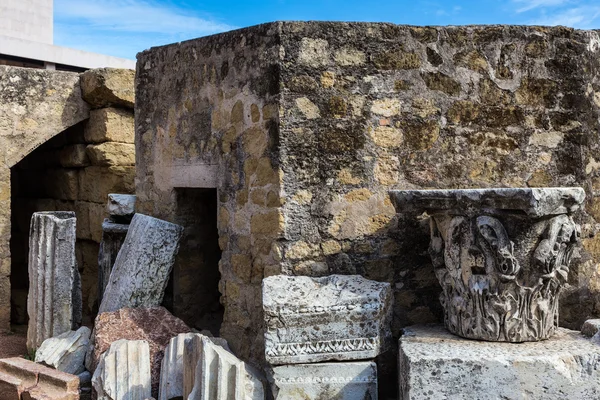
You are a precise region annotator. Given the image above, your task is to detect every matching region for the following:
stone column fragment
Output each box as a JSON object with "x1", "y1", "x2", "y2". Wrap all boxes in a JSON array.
[
  {"x1": 183, "y1": 334, "x2": 264, "y2": 400},
  {"x1": 27, "y1": 211, "x2": 81, "y2": 350},
  {"x1": 35, "y1": 326, "x2": 91, "y2": 375},
  {"x1": 97, "y1": 219, "x2": 129, "y2": 305},
  {"x1": 389, "y1": 187, "x2": 585, "y2": 342},
  {"x1": 270, "y1": 362, "x2": 377, "y2": 400},
  {"x1": 98, "y1": 214, "x2": 184, "y2": 313},
  {"x1": 92, "y1": 339, "x2": 151, "y2": 400},
  {"x1": 158, "y1": 333, "x2": 196, "y2": 400},
  {"x1": 263, "y1": 274, "x2": 392, "y2": 365}
]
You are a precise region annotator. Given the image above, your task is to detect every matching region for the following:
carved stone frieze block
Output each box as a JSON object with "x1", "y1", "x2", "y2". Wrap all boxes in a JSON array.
[
  {"x1": 262, "y1": 274, "x2": 392, "y2": 364},
  {"x1": 270, "y1": 362, "x2": 377, "y2": 400},
  {"x1": 390, "y1": 188, "x2": 585, "y2": 342}
]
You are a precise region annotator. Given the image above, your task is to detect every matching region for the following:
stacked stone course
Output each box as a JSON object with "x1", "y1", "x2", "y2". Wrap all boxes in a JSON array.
[{"x1": 10, "y1": 68, "x2": 135, "y2": 325}]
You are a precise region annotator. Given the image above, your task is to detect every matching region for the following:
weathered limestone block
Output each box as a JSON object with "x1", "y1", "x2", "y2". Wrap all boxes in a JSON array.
[
  {"x1": 158, "y1": 333, "x2": 195, "y2": 400},
  {"x1": 59, "y1": 145, "x2": 90, "y2": 168},
  {"x1": 0, "y1": 66, "x2": 90, "y2": 169},
  {"x1": 84, "y1": 108, "x2": 134, "y2": 144},
  {"x1": 399, "y1": 324, "x2": 600, "y2": 400},
  {"x1": 263, "y1": 274, "x2": 392, "y2": 364},
  {"x1": 80, "y1": 68, "x2": 135, "y2": 109},
  {"x1": 390, "y1": 188, "x2": 585, "y2": 342},
  {"x1": 0, "y1": 357, "x2": 79, "y2": 400},
  {"x1": 184, "y1": 334, "x2": 264, "y2": 400},
  {"x1": 98, "y1": 213, "x2": 183, "y2": 313},
  {"x1": 581, "y1": 319, "x2": 600, "y2": 338},
  {"x1": 270, "y1": 362, "x2": 377, "y2": 400},
  {"x1": 107, "y1": 194, "x2": 136, "y2": 222},
  {"x1": 92, "y1": 339, "x2": 151, "y2": 400},
  {"x1": 90, "y1": 307, "x2": 190, "y2": 396},
  {"x1": 97, "y1": 220, "x2": 129, "y2": 306},
  {"x1": 86, "y1": 142, "x2": 136, "y2": 167},
  {"x1": 35, "y1": 327, "x2": 91, "y2": 375},
  {"x1": 27, "y1": 212, "x2": 81, "y2": 350},
  {"x1": 78, "y1": 166, "x2": 135, "y2": 203}
]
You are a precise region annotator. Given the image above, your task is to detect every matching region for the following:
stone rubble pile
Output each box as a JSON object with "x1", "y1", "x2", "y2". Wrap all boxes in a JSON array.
[
  {"x1": 262, "y1": 274, "x2": 392, "y2": 399},
  {"x1": 0, "y1": 203, "x2": 199, "y2": 399},
  {"x1": 87, "y1": 306, "x2": 190, "y2": 394}
]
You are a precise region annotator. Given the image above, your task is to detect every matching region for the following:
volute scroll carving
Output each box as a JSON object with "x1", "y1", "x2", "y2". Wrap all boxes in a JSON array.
[{"x1": 390, "y1": 188, "x2": 585, "y2": 342}]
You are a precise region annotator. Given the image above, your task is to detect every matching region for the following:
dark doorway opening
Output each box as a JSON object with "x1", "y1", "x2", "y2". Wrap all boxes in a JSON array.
[{"x1": 164, "y1": 188, "x2": 223, "y2": 334}]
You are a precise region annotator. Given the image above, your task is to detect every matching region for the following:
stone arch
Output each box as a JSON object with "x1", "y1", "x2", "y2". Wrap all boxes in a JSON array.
[{"x1": 0, "y1": 66, "x2": 90, "y2": 330}]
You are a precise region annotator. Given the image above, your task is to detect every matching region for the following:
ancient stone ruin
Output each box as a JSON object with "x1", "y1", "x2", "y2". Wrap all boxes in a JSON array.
[
  {"x1": 390, "y1": 187, "x2": 585, "y2": 342},
  {"x1": 1, "y1": 20, "x2": 600, "y2": 400}
]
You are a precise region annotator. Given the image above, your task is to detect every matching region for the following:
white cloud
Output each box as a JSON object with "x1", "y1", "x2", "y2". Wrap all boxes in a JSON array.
[
  {"x1": 53, "y1": 0, "x2": 235, "y2": 59},
  {"x1": 530, "y1": 6, "x2": 600, "y2": 28},
  {"x1": 54, "y1": 0, "x2": 234, "y2": 35},
  {"x1": 513, "y1": 0, "x2": 571, "y2": 13}
]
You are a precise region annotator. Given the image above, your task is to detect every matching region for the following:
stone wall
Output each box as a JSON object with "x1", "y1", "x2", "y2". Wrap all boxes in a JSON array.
[
  {"x1": 0, "y1": 66, "x2": 90, "y2": 329},
  {"x1": 11, "y1": 102, "x2": 135, "y2": 325},
  {"x1": 0, "y1": 66, "x2": 135, "y2": 328},
  {"x1": 136, "y1": 22, "x2": 600, "y2": 367},
  {"x1": 136, "y1": 23, "x2": 281, "y2": 358}
]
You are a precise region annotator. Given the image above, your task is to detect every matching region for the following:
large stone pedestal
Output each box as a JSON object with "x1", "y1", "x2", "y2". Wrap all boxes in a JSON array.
[{"x1": 399, "y1": 324, "x2": 600, "y2": 400}]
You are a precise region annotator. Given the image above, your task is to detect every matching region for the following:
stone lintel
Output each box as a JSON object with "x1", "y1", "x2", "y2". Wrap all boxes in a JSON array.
[{"x1": 389, "y1": 187, "x2": 585, "y2": 217}]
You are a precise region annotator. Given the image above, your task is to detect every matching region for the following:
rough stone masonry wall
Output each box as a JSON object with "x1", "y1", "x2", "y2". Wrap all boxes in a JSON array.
[
  {"x1": 136, "y1": 24, "x2": 282, "y2": 360},
  {"x1": 136, "y1": 22, "x2": 600, "y2": 366},
  {"x1": 11, "y1": 107, "x2": 135, "y2": 325},
  {"x1": 0, "y1": 66, "x2": 90, "y2": 330},
  {"x1": 277, "y1": 23, "x2": 600, "y2": 334},
  {"x1": 8, "y1": 68, "x2": 135, "y2": 326}
]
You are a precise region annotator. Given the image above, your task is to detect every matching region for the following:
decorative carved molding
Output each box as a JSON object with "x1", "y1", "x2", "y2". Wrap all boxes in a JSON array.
[
  {"x1": 266, "y1": 337, "x2": 379, "y2": 358},
  {"x1": 263, "y1": 275, "x2": 392, "y2": 364},
  {"x1": 390, "y1": 188, "x2": 585, "y2": 342}
]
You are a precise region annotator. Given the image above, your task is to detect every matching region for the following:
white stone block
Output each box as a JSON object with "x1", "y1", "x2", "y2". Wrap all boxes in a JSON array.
[
  {"x1": 183, "y1": 334, "x2": 264, "y2": 400},
  {"x1": 158, "y1": 333, "x2": 196, "y2": 400},
  {"x1": 399, "y1": 324, "x2": 600, "y2": 400},
  {"x1": 92, "y1": 339, "x2": 152, "y2": 400},
  {"x1": 270, "y1": 362, "x2": 377, "y2": 400},
  {"x1": 263, "y1": 274, "x2": 392, "y2": 365},
  {"x1": 35, "y1": 326, "x2": 91, "y2": 375},
  {"x1": 107, "y1": 193, "x2": 136, "y2": 219}
]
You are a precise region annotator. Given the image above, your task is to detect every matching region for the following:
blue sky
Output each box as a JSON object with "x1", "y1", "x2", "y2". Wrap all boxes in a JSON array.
[{"x1": 54, "y1": 0, "x2": 600, "y2": 60}]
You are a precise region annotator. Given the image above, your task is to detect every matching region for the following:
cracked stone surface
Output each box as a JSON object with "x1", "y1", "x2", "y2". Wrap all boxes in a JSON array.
[
  {"x1": 263, "y1": 274, "x2": 392, "y2": 364},
  {"x1": 399, "y1": 324, "x2": 600, "y2": 400}
]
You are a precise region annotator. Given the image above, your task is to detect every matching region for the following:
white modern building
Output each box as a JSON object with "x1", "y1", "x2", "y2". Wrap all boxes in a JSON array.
[{"x1": 0, "y1": 0, "x2": 135, "y2": 71}]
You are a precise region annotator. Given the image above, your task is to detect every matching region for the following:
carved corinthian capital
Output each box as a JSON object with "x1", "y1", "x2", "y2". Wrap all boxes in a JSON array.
[{"x1": 390, "y1": 188, "x2": 585, "y2": 342}]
